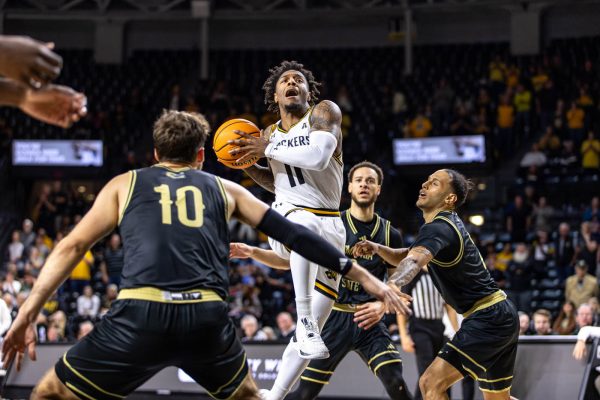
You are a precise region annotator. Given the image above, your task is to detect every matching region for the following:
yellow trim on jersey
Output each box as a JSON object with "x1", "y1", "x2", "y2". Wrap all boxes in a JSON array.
[
  {"x1": 215, "y1": 177, "x2": 229, "y2": 222},
  {"x1": 462, "y1": 290, "x2": 507, "y2": 318},
  {"x1": 276, "y1": 107, "x2": 313, "y2": 133},
  {"x1": 332, "y1": 302, "x2": 359, "y2": 313},
  {"x1": 300, "y1": 376, "x2": 330, "y2": 385},
  {"x1": 480, "y1": 386, "x2": 512, "y2": 393},
  {"x1": 462, "y1": 366, "x2": 513, "y2": 383},
  {"x1": 332, "y1": 152, "x2": 343, "y2": 167},
  {"x1": 63, "y1": 354, "x2": 125, "y2": 398},
  {"x1": 445, "y1": 343, "x2": 487, "y2": 372},
  {"x1": 118, "y1": 170, "x2": 137, "y2": 226},
  {"x1": 209, "y1": 353, "x2": 248, "y2": 399},
  {"x1": 370, "y1": 215, "x2": 381, "y2": 238},
  {"x1": 429, "y1": 215, "x2": 464, "y2": 267},
  {"x1": 301, "y1": 207, "x2": 340, "y2": 216},
  {"x1": 305, "y1": 367, "x2": 334, "y2": 375},
  {"x1": 66, "y1": 382, "x2": 97, "y2": 400},
  {"x1": 315, "y1": 281, "x2": 338, "y2": 299},
  {"x1": 345, "y1": 211, "x2": 358, "y2": 234},
  {"x1": 372, "y1": 359, "x2": 403, "y2": 375},
  {"x1": 367, "y1": 350, "x2": 400, "y2": 366},
  {"x1": 153, "y1": 164, "x2": 191, "y2": 172},
  {"x1": 117, "y1": 287, "x2": 222, "y2": 304},
  {"x1": 385, "y1": 220, "x2": 391, "y2": 247}
]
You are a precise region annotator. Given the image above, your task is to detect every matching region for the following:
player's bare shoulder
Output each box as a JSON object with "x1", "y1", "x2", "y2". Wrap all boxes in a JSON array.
[{"x1": 310, "y1": 100, "x2": 342, "y2": 133}]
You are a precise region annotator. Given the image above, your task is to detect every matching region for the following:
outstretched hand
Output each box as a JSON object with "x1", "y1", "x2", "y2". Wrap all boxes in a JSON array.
[
  {"x1": 229, "y1": 242, "x2": 254, "y2": 259},
  {"x1": 20, "y1": 84, "x2": 87, "y2": 128},
  {"x1": 227, "y1": 130, "x2": 269, "y2": 164},
  {"x1": 382, "y1": 283, "x2": 412, "y2": 316},
  {"x1": 354, "y1": 301, "x2": 385, "y2": 330},
  {"x1": 0, "y1": 36, "x2": 62, "y2": 89},
  {"x1": 2, "y1": 316, "x2": 37, "y2": 372},
  {"x1": 352, "y1": 240, "x2": 379, "y2": 258}
]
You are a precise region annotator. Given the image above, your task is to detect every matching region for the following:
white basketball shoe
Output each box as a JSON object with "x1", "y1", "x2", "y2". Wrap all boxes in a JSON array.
[{"x1": 293, "y1": 316, "x2": 329, "y2": 360}]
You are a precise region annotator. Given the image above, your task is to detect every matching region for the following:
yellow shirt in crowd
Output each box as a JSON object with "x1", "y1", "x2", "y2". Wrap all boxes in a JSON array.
[
  {"x1": 582, "y1": 138, "x2": 600, "y2": 169},
  {"x1": 70, "y1": 250, "x2": 94, "y2": 281},
  {"x1": 497, "y1": 105, "x2": 514, "y2": 128},
  {"x1": 567, "y1": 108, "x2": 585, "y2": 130}
]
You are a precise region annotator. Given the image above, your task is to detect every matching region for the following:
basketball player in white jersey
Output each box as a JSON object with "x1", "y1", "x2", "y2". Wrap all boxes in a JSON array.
[{"x1": 229, "y1": 60, "x2": 350, "y2": 400}]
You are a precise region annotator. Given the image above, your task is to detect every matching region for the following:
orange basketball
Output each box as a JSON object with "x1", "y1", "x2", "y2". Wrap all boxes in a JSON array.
[{"x1": 213, "y1": 118, "x2": 261, "y2": 169}]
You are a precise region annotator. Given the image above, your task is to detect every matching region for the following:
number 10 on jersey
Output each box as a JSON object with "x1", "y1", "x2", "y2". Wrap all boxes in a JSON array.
[{"x1": 154, "y1": 184, "x2": 205, "y2": 228}]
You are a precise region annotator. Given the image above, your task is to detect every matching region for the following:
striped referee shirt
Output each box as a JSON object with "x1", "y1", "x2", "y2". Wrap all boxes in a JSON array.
[{"x1": 403, "y1": 270, "x2": 445, "y2": 320}]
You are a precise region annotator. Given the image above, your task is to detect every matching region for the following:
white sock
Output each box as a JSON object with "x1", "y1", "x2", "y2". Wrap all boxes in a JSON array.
[
  {"x1": 290, "y1": 252, "x2": 318, "y2": 320},
  {"x1": 266, "y1": 291, "x2": 336, "y2": 400}
]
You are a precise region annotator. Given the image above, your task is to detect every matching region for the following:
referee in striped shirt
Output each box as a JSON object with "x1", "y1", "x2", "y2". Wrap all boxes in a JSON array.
[{"x1": 398, "y1": 268, "x2": 458, "y2": 400}]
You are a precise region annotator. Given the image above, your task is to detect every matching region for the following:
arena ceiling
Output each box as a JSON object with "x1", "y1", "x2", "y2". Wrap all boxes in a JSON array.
[{"x1": 0, "y1": 0, "x2": 596, "y2": 16}]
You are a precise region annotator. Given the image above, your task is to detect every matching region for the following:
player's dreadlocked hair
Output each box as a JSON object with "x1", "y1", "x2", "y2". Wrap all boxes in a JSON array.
[
  {"x1": 262, "y1": 60, "x2": 321, "y2": 114},
  {"x1": 445, "y1": 169, "x2": 475, "y2": 208}
]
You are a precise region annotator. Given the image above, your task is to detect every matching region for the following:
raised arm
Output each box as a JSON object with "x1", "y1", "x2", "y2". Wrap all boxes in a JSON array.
[
  {"x1": 229, "y1": 242, "x2": 290, "y2": 270},
  {"x1": 353, "y1": 240, "x2": 409, "y2": 266}
]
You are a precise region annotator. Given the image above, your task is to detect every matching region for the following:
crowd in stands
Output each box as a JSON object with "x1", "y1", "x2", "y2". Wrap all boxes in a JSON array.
[{"x1": 1, "y1": 36, "x2": 600, "y2": 343}]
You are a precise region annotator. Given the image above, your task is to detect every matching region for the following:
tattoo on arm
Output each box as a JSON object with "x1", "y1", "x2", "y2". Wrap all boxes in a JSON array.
[
  {"x1": 389, "y1": 258, "x2": 422, "y2": 288},
  {"x1": 244, "y1": 164, "x2": 275, "y2": 193},
  {"x1": 309, "y1": 100, "x2": 342, "y2": 133}
]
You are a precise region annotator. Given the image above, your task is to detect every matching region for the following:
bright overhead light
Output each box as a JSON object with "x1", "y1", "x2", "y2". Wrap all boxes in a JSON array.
[{"x1": 469, "y1": 215, "x2": 484, "y2": 226}]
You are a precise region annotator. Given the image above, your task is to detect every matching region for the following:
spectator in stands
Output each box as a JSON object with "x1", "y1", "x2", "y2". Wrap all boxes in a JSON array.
[
  {"x1": 33, "y1": 183, "x2": 57, "y2": 237},
  {"x1": 577, "y1": 222, "x2": 599, "y2": 275},
  {"x1": 100, "y1": 233, "x2": 124, "y2": 286},
  {"x1": 336, "y1": 85, "x2": 353, "y2": 113},
  {"x1": 538, "y1": 126, "x2": 561, "y2": 158},
  {"x1": 532, "y1": 309, "x2": 553, "y2": 335},
  {"x1": 532, "y1": 230, "x2": 553, "y2": 278},
  {"x1": 558, "y1": 137, "x2": 579, "y2": 168},
  {"x1": 8, "y1": 230, "x2": 24, "y2": 263},
  {"x1": 168, "y1": 84, "x2": 181, "y2": 111},
  {"x1": 392, "y1": 86, "x2": 408, "y2": 117},
  {"x1": 485, "y1": 254, "x2": 506, "y2": 288},
  {"x1": 495, "y1": 242, "x2": 512, "y2": 272},
  {"x1": 581, "y1": 131, "x2": 600, "y2": 170},
  {"x1": 577, "y1": 87, "x2": 594, "y2": 130},
  {"x1": 506, "y1": 243, "x2": 533, "y2": 313},
  {"x1": 76, "y1": 285, "x2": 100, "y2": 321},
  {"x1": 553, "y1": 301, "x2": 577, "y2": 335},
  {"x1": 489, "y1": 55, "x2": 506, "y2": 97},
  {"x1": 531, "y1": 196, "x2": 554, "y2": 233},
  {"x1": 537, "y1": 79, "x2": 557, "y2": 130},
  {"x1": 506, "y1": 195, "x2": 531, "y2": 242},
  {"x1": 553, "y1": 99, "x2": 566, "y2": 138},
  {"x1": 555, "y1": 222, "x2": 577, "y2": 281},
  {"x1": 276, "y1": 311, "x2": 296, "y2": 340},
  {"x1": 566, "y1": 260, "x2": 598, "y2": 309},
  {"x1": 576, "y1": 303, "x2": 595, "y2": 332},
  {"x1": 583, "y1": 196, "x2": 599, "y2": 222},
  {"x1": 407, "y1": 109, "x2": 432, "y2": 138},
  {"x1": 588, "y1": 297, "x2": 600, "y2": 326},
  {"x1": 69, "y1": 247, "x2": 94, "y2": 295},
  {"x1": 514, "y1": 83, "x2": 532, "y2": 138},
  {"x1": 432, "y1": 78, "x2": 454, "y2": 131},
  {"x1": 520, "y1": 143, "x2": 547, "y2": 168},
  {"x1": 496, "y1": 94, "x2": 515, "y2": 157},
  {"x1": 3, "y1": 292, "x2": 17, "y2": 321},
  {"x1": 449, "y1": 105, "x2": 473, "y2": 136},
  {"x1": 20, "y1": 218, "x2": 36, "y2": 250},
  {"x1": 240, "y1": 314, "x2": 268, "y2": 342},
  {"x1": 77, "y1": 320, "x2": 94, "y2": 340},
  {"x1": 519, "y1": 311, "x2": 532, "y2": 335},
  {"x1": 230, "y1": 284, "x2": 263, "y2": 320},
  {"x1": 34, "y1": 233, "x2": 50, "y2": 259},
  {"x1": 102, "y1": 283, "x2": 119, "y2": 311},
  {"x1": 25, "y1": 246, "x2": 44, "y2": 277},
  {"x1": 567, "y1": 101, "x2": 586, "y2": 144}
]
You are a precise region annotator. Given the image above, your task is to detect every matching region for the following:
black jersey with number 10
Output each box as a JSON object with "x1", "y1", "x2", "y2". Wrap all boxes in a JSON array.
[{"x1": 118, "y1": 165, "x2": 230, "y2": 297}]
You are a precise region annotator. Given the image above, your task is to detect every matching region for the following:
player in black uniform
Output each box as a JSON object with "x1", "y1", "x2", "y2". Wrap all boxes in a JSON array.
[
  {"x1": 231, "y1": 161, "x2": 412, "y2": 400},
  {"x1": 2, "y1": 111, "x2": 408, "y2": 400},
  {"x1": 354, "y1": 169, "x2": 519, "y2": 400}
]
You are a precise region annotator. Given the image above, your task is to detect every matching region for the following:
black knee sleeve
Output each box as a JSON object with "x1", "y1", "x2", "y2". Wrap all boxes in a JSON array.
[{"x1": 377, "y1": 363, "x2": 413, "y2": 400}]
